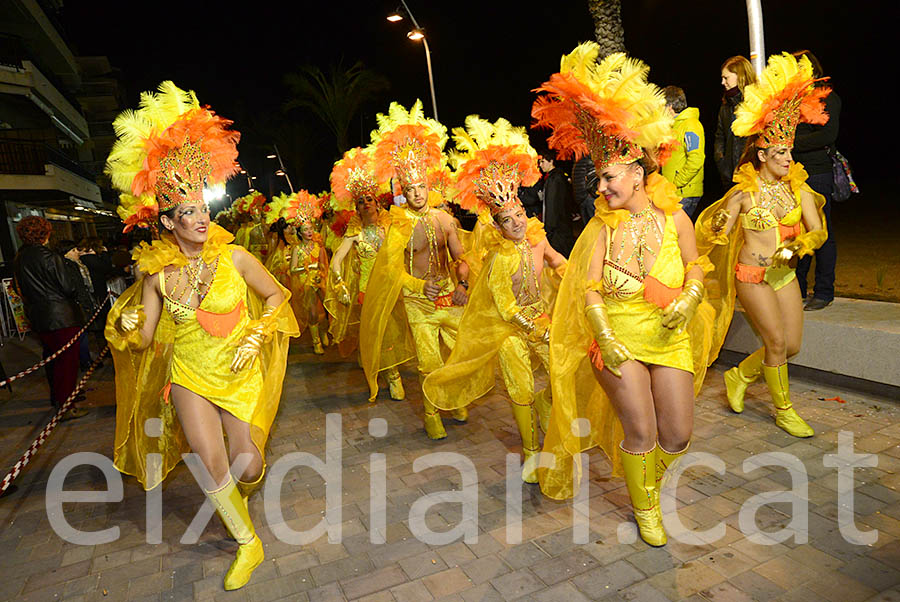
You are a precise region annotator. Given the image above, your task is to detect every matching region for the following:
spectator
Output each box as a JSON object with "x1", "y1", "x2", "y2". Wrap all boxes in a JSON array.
[
  {"x1": 714, "y1": 56, "x2": 757, "y2": 189},
  {"x1": 572, "y1": 156, "x2": 598, "y2": 223},
  {"x1": 78, "y1": 237, "x2": 115, "y2": 303},
  {"x1": 12, "y1": 217, "x2": 88, "y2": 420},
  {"x1": 59, "y1": 240, "x2": 98, "y2": 370},
  {"x1": 518, "y1": 180, "x2": 542, "y2": 218},
  {"x1": 792, "y1": 50, "x2": 840, "y2": 311},
  {"x1": 537, "y1": 150, "x2": 576, "y2": 257},
  {"x1": 661, "y1": 86, "x2": 705, "y2": 217}
]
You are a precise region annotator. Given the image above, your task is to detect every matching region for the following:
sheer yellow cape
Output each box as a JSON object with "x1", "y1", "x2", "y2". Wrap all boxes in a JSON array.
[
  {"x1": 358, "y1": 206, "x2": 420, "y2": 401},
  {"x1": 105, "y1": 223, "x2": 298, "y2": 490},
  {"x1": 422, "y1": 218, "x2": 550, "y2": 410},
  {"x1": 694, "y1": 162, "x2": 827, "y2": 363},
  {"x1": 538, "y1": 174, "x2": 716, "y2": 500}
]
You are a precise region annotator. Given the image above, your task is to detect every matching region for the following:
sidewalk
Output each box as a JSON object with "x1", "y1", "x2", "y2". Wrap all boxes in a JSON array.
[{"x1": 1, "y1": 338, "x2": 898, "y2": 601}]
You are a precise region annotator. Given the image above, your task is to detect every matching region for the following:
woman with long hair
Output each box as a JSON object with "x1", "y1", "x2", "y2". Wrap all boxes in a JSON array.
[
  {"x1": 533, "y1": 44, "x2": 716, "y2": 547},
  {"x1": 696, "y1": 53, "x2": 829, "y2": 437},
  {"x1": 287, "y1": 190, "x2": 330, "y2": 354},
  {"x1": 714, "y1": 56, "x2": 757, "y2": 188},
  {"x1": 104, "y1": 82, "x2": 297, "y2": 591}
]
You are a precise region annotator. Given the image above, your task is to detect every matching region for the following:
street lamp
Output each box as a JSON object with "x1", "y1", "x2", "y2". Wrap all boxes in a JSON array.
[
  {"x1": 265, "y1": 145, "x2": 294, "y2": 193},
  {"x1": 746, "y1": 0, "x2": 765, "y2": 75},
  {"x1": 386, "y1": 1, "x2": 438, "y2": 121}
]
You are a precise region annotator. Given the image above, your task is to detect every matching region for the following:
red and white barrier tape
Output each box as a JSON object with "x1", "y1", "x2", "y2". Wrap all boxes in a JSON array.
[
  {"x1": 0, "y1": 293, "x2": 111, "y2": 390},
  {"x1": 0, "y1": 345, "x2": 110, "y2": 495}
]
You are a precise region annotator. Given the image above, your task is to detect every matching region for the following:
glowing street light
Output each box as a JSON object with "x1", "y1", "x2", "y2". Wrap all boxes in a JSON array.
[
  {"x1": 266, "y1": 145, "x2": 294, "y2": 192},
  {"x1": 386, "y1": 1, "x2": 438, "y2": 120}
]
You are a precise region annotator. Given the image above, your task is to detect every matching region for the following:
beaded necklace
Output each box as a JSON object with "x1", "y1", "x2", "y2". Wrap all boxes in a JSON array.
[
  {"x1": 611, "y1": 203, "x2": 662, "y2": 278},
  {"x1": 757, "y1": 176, "x2": 796, "y2": 218},
  {"x1": 406, "y1": 208, "x2": 444, "y2": 280},
  {"x1": 515, "y1": 239, "x2": 541, "y2": 306}
]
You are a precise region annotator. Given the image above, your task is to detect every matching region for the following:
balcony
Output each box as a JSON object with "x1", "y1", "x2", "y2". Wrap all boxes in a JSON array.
[{"x1": 0, "y1": 137, "x2": 101, "y2": 205}]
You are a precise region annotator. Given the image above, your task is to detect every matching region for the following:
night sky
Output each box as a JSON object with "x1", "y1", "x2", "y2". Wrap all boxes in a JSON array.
[{"x1": 61, "y1": 1, "x2": 891, "y2": 202}]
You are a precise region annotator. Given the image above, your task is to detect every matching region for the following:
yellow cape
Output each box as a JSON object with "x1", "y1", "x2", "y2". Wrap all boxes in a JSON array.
[
  {"x1": 538, "y1": 174, "x2": 716, "y2": 500},
  {"x1": 695, "y1": 162, "x2": 827, "y2": 364},
  {"x1": 106, "y1": 223, "x2": 299, "y2": 490},
  {"x1": 422, "y1": 218, "x2": 550, "y2": 410}
]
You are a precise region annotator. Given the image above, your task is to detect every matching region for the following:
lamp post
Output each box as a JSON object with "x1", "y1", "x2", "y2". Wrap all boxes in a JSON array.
[
  {"x1": 387, "y1": 1, "x2": 439, "y2": 121},
  {"x1": 745, "y1": 0, "x2": 765, "y2": 74},
  {"x1": 266, "y1": 144, "x2": 294, "y2": 193}
]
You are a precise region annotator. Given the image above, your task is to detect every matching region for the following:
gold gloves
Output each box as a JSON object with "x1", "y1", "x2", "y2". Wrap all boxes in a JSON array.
[
  {"x1": 709, "y1": 209, "x2": 730, "y2": 234},
  {"x1": 771, "y1": 230, "x2": 825, "y2": 267},
  {"x1": 661, "y1": 279, "x2": 705, "y2": 332},
  {"x1": 332, "y1": 272, "x2": 350, "y2": 305},
  {"x1": 231, "y1": 306, "x2": 277, "y2": 373},
  {"x1": 585, "y1": 302, "x2": 633, "y2": 377},
  {"x1": 510, "y1": 310, "x2": 535, "y2": 334},
  {"x1": 511, "y1": 310, "x2": 550, "y2": 344},
  {"x1": 116, "y1": 305, "x2": 144, "y2": 334}
]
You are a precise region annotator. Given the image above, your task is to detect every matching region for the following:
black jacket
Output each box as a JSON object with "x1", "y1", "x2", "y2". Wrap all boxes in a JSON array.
[
  {"x1": 714, "y1": 91, "x2": 748, "y2": 187},
  {"x1": 13, "y1": 244, "x2": 85, "y2": 332},
  {"x1": 542, "y1": 167, "x2": 576, "y2": 257},
  {"x1": 793, "y1": 89, "x2": 841, "y2": 176},
  {"x1": 80, "y1": 251, "x2": 115, "y2": 301}
]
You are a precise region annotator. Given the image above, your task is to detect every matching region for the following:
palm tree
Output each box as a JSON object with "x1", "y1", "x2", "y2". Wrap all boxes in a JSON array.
[
  {"x1": 587, "y1": 0, "x2": 625, "y2": 58},
  {"x1": 283, "y1": 61, "x2": 390, "y2": 156}
]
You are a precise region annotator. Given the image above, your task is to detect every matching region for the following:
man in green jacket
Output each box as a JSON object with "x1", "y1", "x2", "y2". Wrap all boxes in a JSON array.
[{"x1": 661, "y1": 86, "x2": 704, "y2": 217}]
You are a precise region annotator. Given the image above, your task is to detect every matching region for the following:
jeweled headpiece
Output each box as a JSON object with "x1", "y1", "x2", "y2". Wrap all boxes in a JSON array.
[
  {"x1": 532, "y1": 44, "x2": 674, "y2": 172},
  {"x1": 285, "y1": 190, "x2": 324, "y2": 226},
  {"x1": 371, "y1": 100, "x2": 447, "y2": 189},
  {"x1": 450, "y1": 116, "x2": 540, "y2": 217},
  {"x1": 732, "y1": 53, "x2": 830, "y2": 148},
  {"x1": 233, "y1": 191, "x2": 266, "y2": 216},
  {"x1": 106, "y1": 81, "x2": 240, "y2": 230},
  {"x1": 331, "y1": 147, "x2": 380, "y2": 212}
]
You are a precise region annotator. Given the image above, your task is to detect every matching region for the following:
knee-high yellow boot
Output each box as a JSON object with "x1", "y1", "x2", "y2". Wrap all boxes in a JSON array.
[
  {"x1": 723, "y1": 348, "x2": 764, "y2": 413},
  {"x1": 510, "y1": 401, "x2": 539, "y2": 484},
  {"x1": 236, "y1": 466, "x2": 266, "y2": 512},
  {"x1": 763, "y1": 363, "x2": 814, "y2": 438},
  {"x1": 655, "y1": 442, "x2": 689, "y2": 508},
  {"x1": 619, "y1": 444, "x2": 666, "y2": 547},
  {"x1": 386, "y1": 367, "x2": 405, "y2": 400},
  {"x1": 423, "y1": 398, "x2": 447, "y2": 440},
  {"x1": 206, "y1": 476, "x2": 265, "y2": 590},
  {"x1": 309, "y1": 324, "x2": 325, "y2": 355}
]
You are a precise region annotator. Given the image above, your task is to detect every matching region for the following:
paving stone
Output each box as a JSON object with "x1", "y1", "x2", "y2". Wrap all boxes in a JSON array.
[
  {"x1": 839, "y1": 557, "x2": 900, "y2": 592},
  {"x1": 422, "y1": 567, "x2": 470, "y2": 598},
  {"x1": 398, "y1": 553, "x2": 447, "y2": 580},
  {"x1": 460, "y1": 554, "x2": 509, "y2": 585},
  {"x1": 490, "y1": 568, "x2": 544, "y2": 600},
  {"x1": 390, "y1": 579, "x2": 434, "y2": 602},
  {"x1": 310, "y1": 554, "x2": 373, "y2": 587},
  {"x1": 530, "y1": 548, "x2": 599, "y2": 586},
  {"x1": 530, "y1": 581, "x2": 591, "y2": 602},
  {"x1": 571, "y1": 558, "x2": 644, "y2": 598},
  {"x1": 340, "y1": 565, "x2": 406, "y2": 600}
]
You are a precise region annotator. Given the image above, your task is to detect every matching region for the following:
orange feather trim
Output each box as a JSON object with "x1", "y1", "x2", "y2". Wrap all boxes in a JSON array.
[
  {"x1": 453, "y1": 145, "x2": 540, "y2": 214},
  {"x1": 372, "y1": 123, "x2": 443, "y2": 184},
  {"x1": 331, "y1": 147, "x2": 378, "y2": 210}
]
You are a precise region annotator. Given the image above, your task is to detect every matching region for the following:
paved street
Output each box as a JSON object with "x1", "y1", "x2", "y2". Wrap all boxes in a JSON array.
[{"x1": 1, "y1": 335, "x2": 899, "y2": 602}]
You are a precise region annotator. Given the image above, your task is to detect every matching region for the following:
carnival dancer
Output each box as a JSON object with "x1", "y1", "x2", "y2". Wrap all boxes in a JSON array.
[
  {"x1": 696, "y1": 53, "x2": 828, "y2": 438},
  {"x1": 104, "y1": 82, "x2": 298, "y2": 590},
  {"x1": 262, "y1": 192, "x2": 296, "y2": 287},
  {"x1": 532, "y1": 45, "x2": 716, "y2": 546},
  {"x1": 233, "y1": 191, "x2": 268, "y2": 261},
  {"x1": 326, "y1": 148, "x2": 401, "y2": 383},
  {"x1": 284, "y1": 190, "x2": 330, "y2": 354},
  {"x1": 360, "y1": 100, "x2": 470, "y2": 438},
  {"x1": 422, "y1": 116, "x2": 566, "y2": 481}
]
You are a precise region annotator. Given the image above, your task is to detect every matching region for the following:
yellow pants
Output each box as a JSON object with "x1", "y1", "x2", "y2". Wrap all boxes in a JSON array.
[
  {"x1": 497, "y1": 335, "x2": 549, "y2": 407},
  {"x1": 402, "y1": 295, "x2": 463, "y2": 375}
]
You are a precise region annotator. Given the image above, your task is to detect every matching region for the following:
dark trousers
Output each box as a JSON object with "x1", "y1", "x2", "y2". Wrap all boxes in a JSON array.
[
  {"x1": 37, "y1": 326, "x2": 81, "y2": 407},
  {"x1": 796, "y1": 172, "x2": 836, "y2": 301}
]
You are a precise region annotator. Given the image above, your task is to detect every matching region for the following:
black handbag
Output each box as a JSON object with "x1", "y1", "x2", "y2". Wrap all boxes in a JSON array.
[{"x1": 827, "y1": 146, "x2": 859, "y2": 202}]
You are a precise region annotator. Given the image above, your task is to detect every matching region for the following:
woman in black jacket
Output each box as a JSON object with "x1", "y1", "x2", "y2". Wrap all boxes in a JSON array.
[{"x1": 714, "y1": 56, "x2": 757, "y2": 189}]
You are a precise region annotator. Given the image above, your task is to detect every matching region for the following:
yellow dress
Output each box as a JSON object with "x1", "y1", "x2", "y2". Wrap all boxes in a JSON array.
[
  {"x1": 325, "y1": 210, "x2": 390, "y2": 357},
  {"x1": 694, "y1": 162, "x2": 827, "y2": 363},
  {"x1": 105, "y1": 224, "x2": 299, "y2": 490},
  {"x1": 422, "y1": 218, "x2": 550, "y2": 410},
  {"x1": 290, "y1": 237, "x2": 327, "y2": 336},
  {"x1": 538, "y1": 174, "x2": 716, "y2": 500}
]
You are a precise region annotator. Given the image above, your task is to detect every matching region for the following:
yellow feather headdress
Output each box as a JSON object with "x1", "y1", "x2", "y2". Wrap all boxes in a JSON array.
[
  {"x1": 732, "y1": 53, "x2": 830, "y2": 148},
  {"x1": 532, "y1": 43, "x2": 675, "y2": 171},
  {"x1": 449, "y1": 116, "x2": 540, "y2": 216}
]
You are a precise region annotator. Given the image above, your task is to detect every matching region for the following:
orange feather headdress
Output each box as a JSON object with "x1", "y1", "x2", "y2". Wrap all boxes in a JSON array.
[
  {"x1": 732, "y1": 52, "x2": 830, "y2": 148},
  {"x1": 370, "y1": 100, "x2": 447, "y2": 189},
  {"x1": 233, "y1": 191, "x2": 266, "y2": 216},
  {"x1": 330, "y1": 147, "x2": 380, "y2": 212},
  {"x1": 532, "y1": 44, "x2": 674, "y2": 172},
  {"x1": 105, "y1": 81, "x2": 240, "y2": 230},
  {"x1": 284, "y1": 190, "x2": 324, "y2": 226},
  {"x1": 449, "y1": 116, "x2": 540, "y2": 217}
]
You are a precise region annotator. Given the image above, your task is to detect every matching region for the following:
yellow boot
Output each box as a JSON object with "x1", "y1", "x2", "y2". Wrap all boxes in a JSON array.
[
  {"x1": 654, "y1": 442, "x2": 689, "y2": 508},
  {"x1": 236, "y1": 467, "x2": 266, "y2": 512},
  {"x1": 763, "y1": 363, "x2": 814, "y2": 438},
  {"x1": 309, "y1": 324, "x2": 325, "y2": 355},
  {"x1": 723, "y1": 348, "x2": 764, "y2": 413},
  {"x1": 451, "y1": 406, "x2": 468, "y2": 423},
  {"x1": 386, "y1": 367, "x2": 405, "y2": 400},
  {"x1": 510, "y1": 401, "x2": 539, "y2": 483},
  {"x1": 534, "y1": 388, "x2": 551, "y2": 434},
  {"x1": 206, "y1": 477, "x2": 265, "y2": 590},
  {"x1": 423, "y1": 399, "x2": 447, "y2": 440},
  {"x1": 619, "y1": 444, "x2": 666, "y2": 547}
]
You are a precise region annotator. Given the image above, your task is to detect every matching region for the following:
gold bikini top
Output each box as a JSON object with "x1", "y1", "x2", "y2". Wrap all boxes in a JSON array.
[{"x1": 740, "y1": 192, "x2": 802, "y2": 232}]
